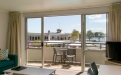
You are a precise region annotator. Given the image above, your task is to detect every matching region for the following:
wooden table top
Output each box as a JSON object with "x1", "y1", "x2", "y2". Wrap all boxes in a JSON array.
[{"x1": 99, "y1": 65, "x2": 121, "y2": 75}]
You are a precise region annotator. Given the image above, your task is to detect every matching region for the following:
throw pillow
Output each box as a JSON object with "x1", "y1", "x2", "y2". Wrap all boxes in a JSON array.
[{"x1": 0, "y1": 49, "x2": 9, "y2": 60}]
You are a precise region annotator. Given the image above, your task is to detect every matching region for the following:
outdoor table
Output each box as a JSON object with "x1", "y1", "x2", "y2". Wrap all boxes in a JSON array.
[{"x1": 59, "y1": 48, "x2": 68, "y2": 64}]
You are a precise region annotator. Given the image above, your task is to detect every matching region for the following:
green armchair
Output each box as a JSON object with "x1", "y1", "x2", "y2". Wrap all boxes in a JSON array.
[{"x1": 0, "y1": 54, "x2": 18, "y2": 74}]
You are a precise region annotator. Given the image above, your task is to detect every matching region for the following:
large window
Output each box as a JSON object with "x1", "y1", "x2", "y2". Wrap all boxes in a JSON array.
[
  {"x1": 85, "y1": 14, "x2": 107, "y2": 50},
  {"x1": 26, "y1": 14, "x2": 107, "y2": 50},
  {"x1": 25, "y1": 13, "x2": 108, "y2": 71}
]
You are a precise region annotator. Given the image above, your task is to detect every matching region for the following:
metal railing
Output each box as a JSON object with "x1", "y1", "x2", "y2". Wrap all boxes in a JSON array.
[{"x1": 27, "y1": 41, "x2": 106, "y2": 50}]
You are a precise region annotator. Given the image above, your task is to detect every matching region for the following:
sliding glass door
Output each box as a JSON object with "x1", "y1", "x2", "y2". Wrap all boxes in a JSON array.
[
  {"x1": 44, "y1": 15, "x2": 81, "y2": 70},
  {"x1": 26, "y1": 18, "x2": 44, "y2": 67},
  {"x1": 84, "y1": 14, "x2": 107, "y2": 71},
  {"x1": 85, "y1": 14, "x2": 106, "y2": 50},
  {"x1": 25, "y1": 13, "x2": 108, "y2": 72}
]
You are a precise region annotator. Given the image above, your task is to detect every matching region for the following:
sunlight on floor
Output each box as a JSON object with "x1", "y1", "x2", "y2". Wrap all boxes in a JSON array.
[{"x1": 26, "y1": 62, "x2": 90, "y2": 71}]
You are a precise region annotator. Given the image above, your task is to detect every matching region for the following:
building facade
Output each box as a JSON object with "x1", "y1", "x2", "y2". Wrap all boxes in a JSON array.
[{"x1": 27, "y1": 29, "x2": 71, "y2": 41}]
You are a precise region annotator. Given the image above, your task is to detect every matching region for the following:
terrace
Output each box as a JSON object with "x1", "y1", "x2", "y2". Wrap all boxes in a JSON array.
[{"x1": 26, "y1": 40, "x2": 106, "y2": 71}]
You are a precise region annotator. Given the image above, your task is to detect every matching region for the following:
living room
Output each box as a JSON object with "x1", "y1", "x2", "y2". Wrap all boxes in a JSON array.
[{"x1": 0, "y1": 0, "x2": 121, "y2": 75}]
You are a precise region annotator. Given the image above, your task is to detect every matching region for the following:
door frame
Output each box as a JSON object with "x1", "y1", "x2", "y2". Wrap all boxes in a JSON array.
[
  {"x1": 81, "y1": 14, "x2": 86, "y2": 72},
  {"x1": 41, "y1": 17, "x2": 44, "y2": 68},
  {"x1": 25, "y1": 17, "x2": 45, "y2": 68}
]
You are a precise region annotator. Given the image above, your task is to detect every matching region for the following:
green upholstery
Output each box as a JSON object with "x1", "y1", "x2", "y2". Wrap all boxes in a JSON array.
[
  {"x1": 8, "y1": 54, "x2": 18, "y2": 67},
  {"x1": 0, "y1": 65, "x2": 15, "y2": 74},
  {"x1": 0, "y1": 54, "x2": 18, "y2": 74},
  {"x1": 0, "y1": 60, "x2": 14, "y2": 68}
]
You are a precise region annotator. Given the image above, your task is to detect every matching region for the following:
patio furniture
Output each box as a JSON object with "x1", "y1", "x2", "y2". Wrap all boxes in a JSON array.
[
  {"x1": 90, "y1": 62, "x2": 98, "y2": 75},
  {"x1": 59, "y1": 48, "x2": 68, "y2": 64},
  {"x1": 87, "y1": 68, "x2": 95, "y2": 75},
  {"x1": 53, "y1": 48, "x2": 63, "y2": 64},
  {"x1": 66, "y1": 48, "x2": 76, "y2": 64}
]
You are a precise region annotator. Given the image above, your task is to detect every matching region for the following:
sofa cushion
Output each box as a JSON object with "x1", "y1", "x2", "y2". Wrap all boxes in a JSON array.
[
  {"x1": 0, "y1": 49, "x2": 9, "y2": 60},
  {"x1": 0, "y1": 60, "x2": 14, "y2": 68}
]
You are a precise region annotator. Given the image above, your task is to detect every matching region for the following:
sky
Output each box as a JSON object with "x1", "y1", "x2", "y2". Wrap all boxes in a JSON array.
[{"x1": 27, "y1": 14, "x2": 106, "y2": 34}]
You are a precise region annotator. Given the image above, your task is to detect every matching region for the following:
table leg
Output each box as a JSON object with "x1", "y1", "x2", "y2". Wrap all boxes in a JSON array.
[{"x1": 63, "y1": 51, "x2": 66, "y2": 64}]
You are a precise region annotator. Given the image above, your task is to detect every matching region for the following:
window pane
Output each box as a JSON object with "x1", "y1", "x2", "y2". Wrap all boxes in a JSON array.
[
  {"x1": 44, "y1": 15, "x2": 81, "y2": 48},
  {"x1": 86, "y1": 14, "x2": 106, "y2": 50},
  {"x1": 27, "y1": 18, "x2": 42, "y2": 48}
]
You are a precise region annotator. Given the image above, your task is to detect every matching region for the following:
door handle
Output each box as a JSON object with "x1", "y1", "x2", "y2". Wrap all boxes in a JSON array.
[{"x1": 41, "y1": 42, "x2": 43, "y2": 47}]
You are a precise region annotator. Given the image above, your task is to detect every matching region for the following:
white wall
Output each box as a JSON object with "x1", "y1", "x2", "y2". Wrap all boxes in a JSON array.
[
  {"x1": 23, "y1": 6, "x2": 109, "y2": 17},
  {"x1": 85, "y1": 50, "x2": 105, "y2": 64},
  {"x1": 0, "y1": 11, "x2": 9, "y2": 50}
]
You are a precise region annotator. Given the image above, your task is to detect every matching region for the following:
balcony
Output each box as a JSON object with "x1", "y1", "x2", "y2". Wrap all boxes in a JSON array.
[{"x1": 26, "y1": 41, "x2": 106, "y2": 71}]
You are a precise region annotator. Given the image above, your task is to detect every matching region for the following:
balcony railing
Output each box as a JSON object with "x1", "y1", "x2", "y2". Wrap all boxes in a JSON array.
[{"x1": 27, "y1": 40, "x2": 106, "y2": 50}]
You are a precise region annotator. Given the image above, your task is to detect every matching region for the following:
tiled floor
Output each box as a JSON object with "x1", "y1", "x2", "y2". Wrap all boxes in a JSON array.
[
  {"x1": 26, "y1": 62, "x2": 89, "y2": 75},
  {"x1": 27, "y1": 62, "x2": 90, "y2": 70}
]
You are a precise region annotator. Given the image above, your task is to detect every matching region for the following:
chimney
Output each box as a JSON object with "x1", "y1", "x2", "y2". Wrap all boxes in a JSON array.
[{"x1": 48, "y1": 30, "x2": 50, "y2": 41}]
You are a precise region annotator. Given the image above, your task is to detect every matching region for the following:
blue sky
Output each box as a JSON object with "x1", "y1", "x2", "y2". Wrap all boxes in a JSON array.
[{"x1": 27, "y1": 14, "x2": 106, "y2": 33}]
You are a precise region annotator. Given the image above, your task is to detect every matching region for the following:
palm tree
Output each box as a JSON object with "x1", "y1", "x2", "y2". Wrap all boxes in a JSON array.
[{"x1": 70, "y1": 29, "x2": 79, "y2": 43}]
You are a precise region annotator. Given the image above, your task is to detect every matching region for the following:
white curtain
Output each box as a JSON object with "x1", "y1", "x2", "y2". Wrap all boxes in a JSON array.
[
  {"x1": 7, "y1": 12, "x2": 21, "y2": 65},
  {"x1": 107, "y1": 4, "x2": 121, "y2": 41}
]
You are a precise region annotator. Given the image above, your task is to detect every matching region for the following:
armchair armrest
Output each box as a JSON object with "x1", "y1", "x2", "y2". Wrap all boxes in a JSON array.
[{"x1": 8, "y1": 54, "x2": 18, "y2": 67}]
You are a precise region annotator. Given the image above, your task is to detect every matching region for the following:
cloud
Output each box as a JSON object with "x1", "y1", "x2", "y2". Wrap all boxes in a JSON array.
[
  {"x1": 91, "y1": 28, "x2": 103, "y2": 30},
  {"x1": 87, "y1": 28, "x2": 106, "y2": 33},
  {"x1": 87, "y1": 14, "x2": 102, "y2": 19},
  {"x1": 91, "y1": 19, "x2": 106, "y2": 23}
]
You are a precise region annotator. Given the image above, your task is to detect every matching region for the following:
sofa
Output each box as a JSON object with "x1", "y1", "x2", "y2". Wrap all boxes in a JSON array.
[{"x1": 0, "y1": 54, "x2": 18, "y2": 74}]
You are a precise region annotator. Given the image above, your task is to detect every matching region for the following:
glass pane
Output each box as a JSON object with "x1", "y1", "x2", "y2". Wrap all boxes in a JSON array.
[
  {"x1": 85, "y1": 14, "x2": 106, "y2": 50},
  {"x1": 27, "y1": 18, "x2": 42, "y2": 48},
  {"x1": 26, "y1": 18, "x2": 42, "y2": 67},
  {"x1": 44, "y1": 15, "x2": 81, "y2": 48},
  {"x1": 44, "y1": 15, "x2": 81, "y2": 71}
]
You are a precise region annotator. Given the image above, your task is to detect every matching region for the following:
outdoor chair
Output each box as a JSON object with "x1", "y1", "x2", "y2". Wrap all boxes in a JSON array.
[
  {"x1": 53, "y1": 48, "x2": 63, "y2": 64},
  {"x1": 90, "y1": 62, "x2": 98, "y2": 75},
  {"x1": 66, "y1": 48, "x2": 76, "y2": 64}
]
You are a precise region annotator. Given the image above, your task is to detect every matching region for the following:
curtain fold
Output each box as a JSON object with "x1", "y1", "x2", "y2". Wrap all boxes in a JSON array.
[
  {"x1": 108, "y1": 4, "x2": 121, "y2": 41},
  {"x1": 7, "y1": 12, "x2": 21, "y2": 65}
]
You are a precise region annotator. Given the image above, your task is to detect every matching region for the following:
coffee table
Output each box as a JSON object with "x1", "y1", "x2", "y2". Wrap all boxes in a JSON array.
[{"x1": 4, "y1": 67, "x2": 56, "y2": 75}]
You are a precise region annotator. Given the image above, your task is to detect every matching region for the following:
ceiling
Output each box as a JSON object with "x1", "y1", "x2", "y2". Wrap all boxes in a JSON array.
[{"x1": 0, "y1": 0, "x2": 120, "y2": 13}]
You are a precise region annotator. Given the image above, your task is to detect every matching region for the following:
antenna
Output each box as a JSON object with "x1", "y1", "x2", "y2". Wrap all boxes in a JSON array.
[{"x1": 59, "y1": 22, "x2": 60, "y2": 29}]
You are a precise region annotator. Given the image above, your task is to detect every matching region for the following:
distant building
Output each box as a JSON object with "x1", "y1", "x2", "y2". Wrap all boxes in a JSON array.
[{"x1": 27, "y1": 29, "x2": 71, "y2": 41}]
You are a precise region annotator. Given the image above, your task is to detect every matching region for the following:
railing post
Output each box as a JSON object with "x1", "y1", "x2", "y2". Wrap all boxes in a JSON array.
[{"x1": 100, "y1": 44, "x2": 101, "y2": 50}]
